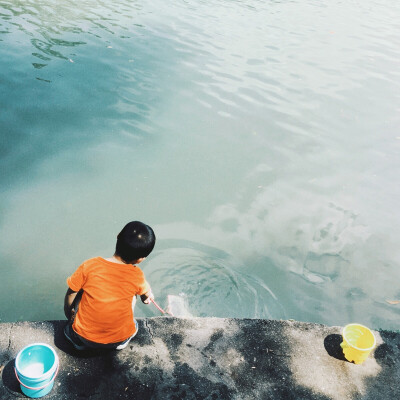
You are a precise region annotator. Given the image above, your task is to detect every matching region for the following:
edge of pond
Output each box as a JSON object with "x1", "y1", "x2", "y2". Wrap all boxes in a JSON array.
[{"x1": 1, "y1": 318, "x2": 399, "y2": 399}]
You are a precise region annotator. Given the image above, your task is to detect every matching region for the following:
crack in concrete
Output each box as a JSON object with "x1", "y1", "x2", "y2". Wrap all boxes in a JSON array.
[
  {"x1": 142, "y1": 320, "x2": 162, "y2": 366},
  {"x1": 144, "y1": 319, "x2": 154, "y2": 340},
  {"x1": 7, "y1": 323, "x2": 13, "y2": 353}
]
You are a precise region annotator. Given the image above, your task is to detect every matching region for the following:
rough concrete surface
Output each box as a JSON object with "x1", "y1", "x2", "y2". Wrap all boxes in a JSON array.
[{"x1": 0, "y1": 318, "x2": 399, "y2": 399}]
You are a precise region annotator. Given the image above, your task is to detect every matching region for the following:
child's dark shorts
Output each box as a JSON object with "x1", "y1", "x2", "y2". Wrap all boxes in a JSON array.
[{"x1": 64, "y1": 320, "x2": 138, "y2": 351}]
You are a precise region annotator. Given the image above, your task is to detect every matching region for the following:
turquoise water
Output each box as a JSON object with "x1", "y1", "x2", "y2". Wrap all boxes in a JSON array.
[{"x1": 1, "y1": 0, "x2": 400, "y2": 329}]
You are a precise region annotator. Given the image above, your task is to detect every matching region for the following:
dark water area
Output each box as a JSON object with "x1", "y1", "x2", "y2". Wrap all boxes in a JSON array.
[{"x1": 1, "y1": 0, "x2": 400, "y2": 329}]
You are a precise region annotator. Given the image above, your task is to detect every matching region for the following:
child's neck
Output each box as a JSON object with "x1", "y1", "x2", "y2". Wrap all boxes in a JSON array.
[{"x1": 105, "y1": 255, "x2": 127, "y2": 264}]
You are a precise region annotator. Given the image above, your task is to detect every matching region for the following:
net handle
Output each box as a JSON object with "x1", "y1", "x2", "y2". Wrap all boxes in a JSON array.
[
  {"x1": 150, "y1": 298, "x2": 174, "y2": 317},
  {"x1": 14, "y1": 362, "x2": 59, "y2": 391}
]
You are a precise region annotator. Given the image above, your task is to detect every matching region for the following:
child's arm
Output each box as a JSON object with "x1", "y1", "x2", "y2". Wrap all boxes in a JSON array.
[
  {"x1": 64, "y1": 288, "x2": 78, "y2": 320},
  {"x1": 140, "y1": 289, "x2": 154, "y2": 304},
  {"x1": 140, "y1": 280, "x2": 154, "y2": 304}
]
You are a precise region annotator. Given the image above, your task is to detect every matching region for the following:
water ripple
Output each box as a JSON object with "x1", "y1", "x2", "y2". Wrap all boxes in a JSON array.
[{"x1": 143, "y1": 240, "x2": 285, "y2": 319}]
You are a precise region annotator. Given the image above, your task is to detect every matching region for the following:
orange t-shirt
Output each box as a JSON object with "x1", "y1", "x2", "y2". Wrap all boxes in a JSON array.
[{"x1": 67, "y1": 257, "x2": 149, "y2": 344}]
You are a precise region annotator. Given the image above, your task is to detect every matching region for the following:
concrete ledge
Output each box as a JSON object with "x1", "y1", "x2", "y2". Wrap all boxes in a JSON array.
[{"x1": 0, "y1": 318, "x2": 399, "y2": 399}]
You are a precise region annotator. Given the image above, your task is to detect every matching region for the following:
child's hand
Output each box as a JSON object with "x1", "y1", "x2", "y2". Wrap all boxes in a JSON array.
[{"x1": 140, "y1": 290, "x2": 154, "y2": 304}]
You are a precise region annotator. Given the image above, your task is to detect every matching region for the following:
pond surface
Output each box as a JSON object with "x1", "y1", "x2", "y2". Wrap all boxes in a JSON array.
[{"x1": 1, "y1": 0, "x2": 400, "y2": 329}]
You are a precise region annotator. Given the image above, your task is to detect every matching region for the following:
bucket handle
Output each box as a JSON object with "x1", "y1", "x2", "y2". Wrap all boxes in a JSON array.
[{"x1": 14, "y1": 362, "x2": 59, "y2": 391}]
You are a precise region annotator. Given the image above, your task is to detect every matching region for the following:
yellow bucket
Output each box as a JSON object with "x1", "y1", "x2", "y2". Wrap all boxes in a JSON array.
[{"x1": 340, "y1": 323, "x2": 376, "y2": 364}]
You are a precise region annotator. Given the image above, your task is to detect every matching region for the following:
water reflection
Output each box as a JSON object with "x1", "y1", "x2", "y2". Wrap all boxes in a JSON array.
[
  {"x1": 0, "y1": 0, "x2": 147, "y2": 69},
  {"x1": 0, "y1": 0, "x2": 174, "y2": 186},
  {"x1": 0, "y1": 0, "x2": 399, "y2": 328}
]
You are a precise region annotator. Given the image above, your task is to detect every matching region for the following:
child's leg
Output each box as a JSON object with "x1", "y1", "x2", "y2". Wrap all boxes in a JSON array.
[
  {"x1": 65, "y1": 319, "x2": 139, "y2": 351},
  {"x1": 65, "y1": 289, "x2": 83, "y2": 321},
  {"x1": 115, "y1": 319, "x2": 139, "y2": 350},
  {"x1": 64, "y1": 320, "x2": 90, "y2": 351},
  {"x1": 71, "y1": 289, "x2": 83, "y2": 319}
]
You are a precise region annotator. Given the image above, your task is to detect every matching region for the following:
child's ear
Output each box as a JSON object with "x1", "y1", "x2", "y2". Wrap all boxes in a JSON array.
[{"x1": 135, "y1": 257, "x2": 146, "y2": 264}]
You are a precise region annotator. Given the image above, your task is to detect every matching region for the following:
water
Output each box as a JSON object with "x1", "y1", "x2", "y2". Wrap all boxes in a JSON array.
[
  {"x1": 22, "y1": 362, "x2": 45, "y2": 378},
  {"x1": 1, "y1": 0, "x2": 400, "y2": 329}
]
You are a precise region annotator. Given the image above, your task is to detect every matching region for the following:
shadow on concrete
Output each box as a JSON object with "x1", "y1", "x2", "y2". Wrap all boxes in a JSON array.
[
  {"x1": 324, "y1": 334, "x2": 346, "y2": 361},
  {"x1": 374, "y1": 331, "x2": 400, "y2": 367},
  {"x1": 200, "y1": 319, "x2": 334, "y2": 400},
  {"x1": 358, "y1": 330, "x2": 400, "y2": 399},
  {"x1": 51, "y1": 320, "x2": 115, "y2": 359},
  {"x1": 2, "y1": 358, "x2": 21, "y2": 397},
  {"x1": 48, "y1": 320, "x2": 169, "y2": 398}
]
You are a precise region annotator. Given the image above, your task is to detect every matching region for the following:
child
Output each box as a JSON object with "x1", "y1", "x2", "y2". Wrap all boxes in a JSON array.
[{"x1": 64, "y1": 221, "x2": 155, "y2": 350}]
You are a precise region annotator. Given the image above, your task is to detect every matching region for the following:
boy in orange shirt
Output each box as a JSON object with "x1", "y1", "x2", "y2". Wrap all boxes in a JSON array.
[{"x1": 64, "y1": 221, "x2": 155, "y2": 350}]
